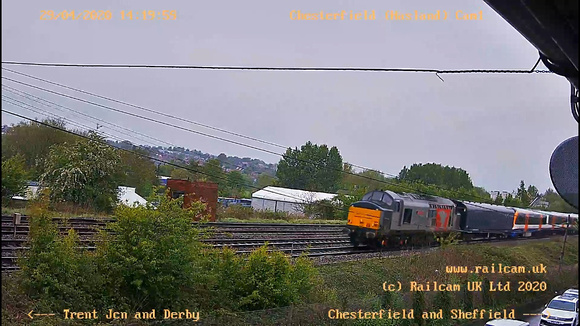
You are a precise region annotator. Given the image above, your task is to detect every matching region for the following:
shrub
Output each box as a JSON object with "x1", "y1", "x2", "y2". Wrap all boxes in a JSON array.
[
  {"x1": 14, "y1": 193, "x2": 322, "y2": 319},
  {"x1": 203, "y1": 247, "x2": 322, "y2": 312},
  {"x1": 1, "y1": 154, "x2": 28, "y2": 206},
  {"x1": 99, "y1": 194, "x2": 207, "y2": 311},
  {"x1": 19, "y1": 205, "x2": 101, "y2": 312}
]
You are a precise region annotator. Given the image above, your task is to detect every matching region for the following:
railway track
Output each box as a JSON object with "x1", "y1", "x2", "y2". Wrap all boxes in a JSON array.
[
  {"x1": 1, "y1": 214, "x2": 351, "y2": 271},
  {"x1": 1, "y1": 214, "x2": 573, "y2": 271}
]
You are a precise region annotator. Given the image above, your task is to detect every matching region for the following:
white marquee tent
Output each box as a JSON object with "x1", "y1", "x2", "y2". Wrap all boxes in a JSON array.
[
  {"x1": 251, "y1": 186, "x2": 337, "y2": 215},
  {"x1": 118, "y1": 186, "x2": 147, "y2": 207}
]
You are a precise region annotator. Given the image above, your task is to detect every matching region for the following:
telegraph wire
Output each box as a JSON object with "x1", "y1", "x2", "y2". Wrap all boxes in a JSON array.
[
  {"x1": 1, "y1": 70, "x2": 496, "y2": 203},
  {"x1": 2, "y1": 85, "x2": 175, "y2": 148},
  {"x1": 1, "y1": 67, "x2": 475, "y2": 201},
  {"x1": 1, "y1": 74, "x2": 497, "y2": 204},
  {"x1": 1, "y1": 67, "x2": 287, "y2": 150},
  {"x1": 3, "y1": 106, "x2": 506, "y2": 225},
  {"x1": 1, "y1": 90, "x2": 355, "y2": 199},
  {"x1": 1, "y1": 61, "x2": 553, "y2": 74},
  {"x1": 2, "y1": 67, "x2": 393, "y2": 178},
  {"x1": 1, "y1": 108, "x2": 354, "y2": 215},
  {"x1": 2, "y1": 75, "x2": 284, "y2": 156},
  {"x1": 2, "y1": 96, "x2": 131, "y2": 144},
  {"x1": 1, "y1": 88, "x2": 250, "y2": 179},
  {"x1": 1, "y1": 96, "x2": 514, "y2": 215}
]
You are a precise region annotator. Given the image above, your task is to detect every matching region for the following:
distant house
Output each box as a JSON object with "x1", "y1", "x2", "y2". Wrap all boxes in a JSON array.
[
  {"x1": 118, "y1": 186, "x2": 147, "y2": 207},
  {"x1": 251, "y1": 186, "x2": 338, "y2": 215},
  {"x1": 490, "y1": 190, "x2": 516, "y2": 200}
]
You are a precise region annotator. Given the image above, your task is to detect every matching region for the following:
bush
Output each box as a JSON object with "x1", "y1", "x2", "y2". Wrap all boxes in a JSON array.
[
  {"x1": 1, "y1": 155, "x2": 28, "y2": 206},
  {"x1": 19, "y1": 204, "x2": 101, "y2": 312},
  {"x1": 204, "y1": 246, "x2": 322, "y2": 311},
  {"x1": 14, "y1": 193, "x2": 322, "y2": 319},
  {"x1": 99, "y1": 194, "x2": 207, "y2": 311}
]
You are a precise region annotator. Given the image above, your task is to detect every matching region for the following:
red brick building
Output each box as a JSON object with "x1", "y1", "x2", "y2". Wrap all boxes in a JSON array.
[{"x1": 166, "y1": 179, "x2": 218, "y2": 221}]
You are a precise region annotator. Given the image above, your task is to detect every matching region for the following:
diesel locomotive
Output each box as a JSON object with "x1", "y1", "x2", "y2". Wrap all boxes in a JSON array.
[{"x1": 344, "y1": 189, "x2": 578, "y2": 248}]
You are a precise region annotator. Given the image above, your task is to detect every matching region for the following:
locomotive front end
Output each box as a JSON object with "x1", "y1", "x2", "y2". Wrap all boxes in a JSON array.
[
  {"x1": 344, "y1": 190, "x2": 395, "y2": 247},
  {"x1": 345, "y1": 205, "x2": 382, "y2": 243}
]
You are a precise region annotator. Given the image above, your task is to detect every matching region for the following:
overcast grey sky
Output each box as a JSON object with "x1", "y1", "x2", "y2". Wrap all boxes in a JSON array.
[{"x1": 2, "y1": 0, "x2": 577, "y2": 193}]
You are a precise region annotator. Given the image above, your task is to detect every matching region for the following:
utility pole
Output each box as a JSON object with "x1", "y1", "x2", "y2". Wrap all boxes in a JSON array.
[{"x1": 558, "y1": 214, "x2": 570, "y2": 272}]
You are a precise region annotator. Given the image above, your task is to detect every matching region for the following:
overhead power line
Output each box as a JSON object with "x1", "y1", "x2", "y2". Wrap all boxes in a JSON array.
[
  {"x1": 1, "y1": 67, "x2": 286, "y2": 149},
  {"x1": 1, "y1": 87, "x2": 271, "y2": 179},
  {"x1": 2, "y1": 75, "x2": 494, "y2": 204},
  {"x1": 2, "y1": 61, "x2": 552, "y2": 74},
  {"x1": 2, "y1": 108, "x2": 344, "y2": 213},
  {"x1": 2, "y1": 95, "x2": 511, "y2": 215},
  {"x1": 4, "y1": 108, "x2": 510, "y2": 224},
  {"x1": 2, "y1": 67, "x2": 392, "y2": 179}
]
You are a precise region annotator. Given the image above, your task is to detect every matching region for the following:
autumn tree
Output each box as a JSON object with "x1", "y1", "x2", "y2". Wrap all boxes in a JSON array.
[{"x1": 276, "y1": 141, "x2": 343, "y2": 192}]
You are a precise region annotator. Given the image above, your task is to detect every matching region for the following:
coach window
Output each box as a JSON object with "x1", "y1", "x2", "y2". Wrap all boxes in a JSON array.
[
  {"x1": 428, "y1": 209, "x2": 436, "y2": 218},
  {"x1": 403, "y1": 209, "x2": 412, "y2": 224}
]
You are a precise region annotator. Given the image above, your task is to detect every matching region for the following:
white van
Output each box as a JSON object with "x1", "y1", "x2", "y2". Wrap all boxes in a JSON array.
[{"x1": 485, "y1": 319, "x2": 530, "y2": 326}]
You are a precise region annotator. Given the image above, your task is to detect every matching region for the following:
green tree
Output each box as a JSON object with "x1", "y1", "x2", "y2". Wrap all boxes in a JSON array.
[
  {"x1": 157, "y1": 163, "x2": 174, "y2": 176},
  {"x1": 40, "y1": 132, "x2": 121, "y2": 212},
  {"x1": 226, "y1": 170, "x2": 248, "y2": 197},
  {"x1": 202, "y1": 159, "x2": 226, "y2": 195},
  {"x1": 493, "y1": 194, "x2": 504, "y2": 205},
  {"x1": 516, "y1": 180, "x2": 531, "y2": 206},
  {"x1": 118, "y1": 147, "x2": 158, "y2": 197},
  {"x1": 256, "y1": 172, "x2": 276, "y2": 189},
  {"x1": 1, "y1": 154, "x2": 28, "y2": 205},
  {"x1": 276, "y1": 141, "x2": 343, "y2": 192},
  {"x1": 503, "y1": 193, "x2": 522, "y2": 207},
  {"x1": 543, "y1": 188, "x2": 578, "y2": 213},
  {"x1": 398, "y1": 163, "x2": 474, "y2": 190},
  {"x1": 2, "y1": 119, "x2": 80, "y2": 179},
  {"x1": 474, "y1": 186, "x2": 491, "y2": 200},
  {"x1": 170, "y1": 167, "x2": 194, "y2": 180}
]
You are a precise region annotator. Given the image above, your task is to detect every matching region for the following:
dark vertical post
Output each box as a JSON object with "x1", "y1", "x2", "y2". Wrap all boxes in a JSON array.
[{"x1": 558, "y1": 215, "x2": 570, "y2": 273}]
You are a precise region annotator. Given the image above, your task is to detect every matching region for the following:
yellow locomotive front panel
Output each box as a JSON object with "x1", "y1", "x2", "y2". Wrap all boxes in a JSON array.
[{"x1": 347, "y1": 206, "x2": 382, "y2": 230}]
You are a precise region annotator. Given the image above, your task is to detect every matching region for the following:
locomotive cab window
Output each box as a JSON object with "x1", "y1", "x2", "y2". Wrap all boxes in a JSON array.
[
  {"x1": 403, "y1": 208, "x2": 412, "y2": 224},
  {"x1": 381, "y1": 193, "x2": 393, "y2": 206},
  {"x1": 428, "y1": 209, "x2": 436, "y2": 218},
  {"x1": 372, "y1": 191, "x2": 383, "y2": 202}
]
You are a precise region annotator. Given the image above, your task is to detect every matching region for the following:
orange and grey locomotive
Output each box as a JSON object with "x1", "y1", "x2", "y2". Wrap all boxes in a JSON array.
[{"x1": 344, "y1": 190, "x2": 458, "y2": 248}]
